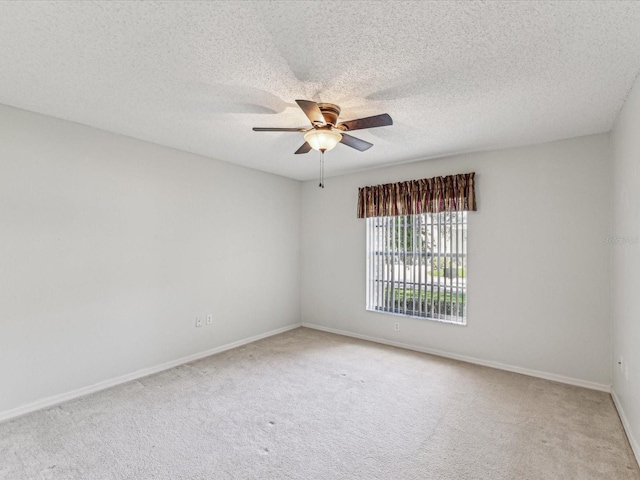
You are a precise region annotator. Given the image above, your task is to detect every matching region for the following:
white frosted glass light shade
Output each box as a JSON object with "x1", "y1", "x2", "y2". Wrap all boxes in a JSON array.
[{"x1": 304, "y1": 129, "x2": 342, "y2": 152}]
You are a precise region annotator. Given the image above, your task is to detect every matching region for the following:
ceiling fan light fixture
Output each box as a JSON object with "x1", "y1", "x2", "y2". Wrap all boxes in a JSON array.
[
  {"x1": 304, "y1": 129, "x2": 342, "y2": 152},
  {"x1": 253, "y1": 100, "x2": 390, "y2": 155}
]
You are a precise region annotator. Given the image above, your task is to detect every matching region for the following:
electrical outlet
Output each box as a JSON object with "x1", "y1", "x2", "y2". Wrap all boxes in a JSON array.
[
  {"x1": 394, "y1": 322, "x2": 400, "y2": 332},
  {"x1": 206, "y1": 314, "x2": 213, "y2": 325},
  {"x1": 195, "y1": 316, "x2": 202, "y2": 328}
]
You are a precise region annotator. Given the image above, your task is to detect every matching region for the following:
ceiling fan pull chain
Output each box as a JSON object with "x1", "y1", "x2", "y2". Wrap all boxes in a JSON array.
[{"x1": 319, "y1": 151, "x2": 325, "y2": 188}]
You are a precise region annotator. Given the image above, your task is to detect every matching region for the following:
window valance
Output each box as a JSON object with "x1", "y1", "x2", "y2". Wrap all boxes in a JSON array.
[{"x1": 357, "y1": 172, "x2": 476, "y2": 218}]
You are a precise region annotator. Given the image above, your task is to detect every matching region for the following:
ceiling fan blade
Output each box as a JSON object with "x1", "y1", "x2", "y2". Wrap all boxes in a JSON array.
[
  {"x1": 340, "y1": 133, "x2": 373, "y2": 152},
  {"x1": 253, "y1": 127, "x2": 308, "y2": 132},
  {"x1": 337, "y1": 113, "x2": 393, "y2": 131},
  {"x1": 295, "y1": 100, "x2": 326, "y2": 125},
  {"x1": 294, "y1": 142, "x2": 312, "y2": 155}
]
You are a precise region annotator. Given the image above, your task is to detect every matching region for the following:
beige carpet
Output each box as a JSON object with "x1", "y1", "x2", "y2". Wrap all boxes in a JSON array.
[{"x1": 0, "y1": 327, "x2": 638, "y2": 479}]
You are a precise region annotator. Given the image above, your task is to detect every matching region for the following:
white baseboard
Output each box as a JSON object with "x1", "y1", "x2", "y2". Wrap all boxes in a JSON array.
[
  {"x1": 301, "y1": 323, "x2": 611, "y2": 393},
  {"x1": 611, "y1": 390, "x2": 640, "y2": 467},
  {"x1": 0, "y1": 323, "x2": 301, "y2": 424}
]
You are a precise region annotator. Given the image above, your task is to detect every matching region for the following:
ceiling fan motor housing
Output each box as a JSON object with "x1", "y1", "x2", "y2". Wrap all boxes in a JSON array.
[{"x1": 317, "y1": 103, "x2": 341, "y2": 126}]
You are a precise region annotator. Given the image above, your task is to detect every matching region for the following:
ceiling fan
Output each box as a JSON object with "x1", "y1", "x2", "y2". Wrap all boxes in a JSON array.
[{"x1": 252, "y1": 100, "x2": 393, "y2": 155}]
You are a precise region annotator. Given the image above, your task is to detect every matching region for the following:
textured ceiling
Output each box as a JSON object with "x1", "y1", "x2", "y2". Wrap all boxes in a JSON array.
[{"x1": 1, "y1": 1, "x2": 640, "y2": 181}]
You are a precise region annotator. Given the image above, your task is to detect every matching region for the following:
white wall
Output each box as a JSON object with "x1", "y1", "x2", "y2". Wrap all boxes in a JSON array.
[
  {"x1": 0, "y1": 105, "x2": 301, "y2": 415},
  {"x1": 301, "y1": 134, "x2": 612, "y2": 386},
  {"x1": 611, "y1": 73, "x2": 640, "y2": 459}
]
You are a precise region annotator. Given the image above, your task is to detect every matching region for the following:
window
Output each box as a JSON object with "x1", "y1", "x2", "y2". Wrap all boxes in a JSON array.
[{"x1": 366, "y1": 212, "x2": 467, "y2": 325}]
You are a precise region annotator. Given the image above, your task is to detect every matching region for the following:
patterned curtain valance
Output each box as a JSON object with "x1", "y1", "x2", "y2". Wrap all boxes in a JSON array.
[{"x1": 357, "y1": 172, "x2": 476, "y2": 218}]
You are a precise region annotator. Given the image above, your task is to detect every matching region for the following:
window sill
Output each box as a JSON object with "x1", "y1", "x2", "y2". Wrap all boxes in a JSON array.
[{"x1": 366, "y1": 307, "x2": 467, "y2": 326}]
